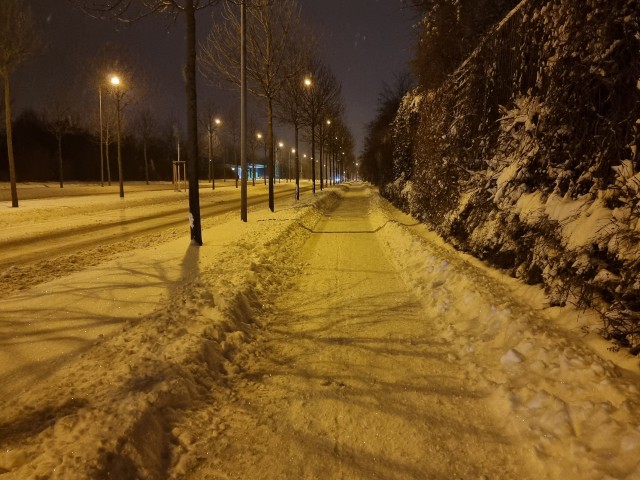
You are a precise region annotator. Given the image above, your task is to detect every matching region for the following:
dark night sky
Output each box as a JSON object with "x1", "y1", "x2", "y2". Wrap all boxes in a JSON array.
[{"x1": 14, "y1": 0, "x2": 416, "y2": 154}]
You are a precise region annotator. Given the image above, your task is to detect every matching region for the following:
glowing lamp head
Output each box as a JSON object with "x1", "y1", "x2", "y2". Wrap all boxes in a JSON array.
[
  {"x1": 303, "y1": 77, "x2": 312, "y2": 88},
  {"x1": 110, "y1": 76, "x2": 121, "y2": 86}
]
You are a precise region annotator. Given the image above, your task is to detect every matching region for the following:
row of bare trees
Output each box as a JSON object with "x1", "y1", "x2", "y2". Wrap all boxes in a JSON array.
[
  {"x1": 199, "y1": 0, "x2": 351, "y2": 208},
  {"x1": 2, "y1": 0, "x2": 353, "y2": 246}
]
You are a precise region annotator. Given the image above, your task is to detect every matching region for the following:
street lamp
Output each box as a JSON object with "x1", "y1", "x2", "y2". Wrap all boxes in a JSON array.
[
  {"x1": 325, "y1": 119, "x2": 332, "y2": 186},
  {"x1": 257, "y1": 132, "x2": 266, "y2": 185},
  {"x1": 207, "y1": 116, "x2": 221, "y2": 189},
  {"x1": 289, "y1": 148, "x2": 295, "y2": 183},
  {"x1": 111, "y1": 75, "x2": 124, "y2": 198},
  {"x1": 98, "y1": 85, "x2": 107, "y2": 187},
  {"x1": 303, "y1": 76, "x2": 316, "y2": 193},
  {"x1": 303, "y1": 153, "x2": 307, "y2": 180},
  {"x1": 277, "y1": 141, "x2": 284, "y2": 184}
]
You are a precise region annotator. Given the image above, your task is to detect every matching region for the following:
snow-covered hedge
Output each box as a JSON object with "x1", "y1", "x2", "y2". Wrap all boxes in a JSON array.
[{"x1": 384, "y1": 0, "x2": 640, "y2": 352}]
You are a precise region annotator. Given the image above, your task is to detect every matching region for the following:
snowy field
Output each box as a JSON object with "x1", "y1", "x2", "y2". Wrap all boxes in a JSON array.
[{"x1": 0, "y1": 182, "x2": 639, "y2": 479}]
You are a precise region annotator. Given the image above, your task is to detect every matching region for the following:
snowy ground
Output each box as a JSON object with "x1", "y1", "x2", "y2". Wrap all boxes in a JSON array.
[{"x1": 0, "y1": 182, "x2": 639, "y2": 479}]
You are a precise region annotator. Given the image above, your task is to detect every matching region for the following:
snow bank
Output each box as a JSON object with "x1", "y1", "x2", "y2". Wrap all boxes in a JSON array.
[{"x1": 371, "y1": 192, "x2": 640, "y2": 480}]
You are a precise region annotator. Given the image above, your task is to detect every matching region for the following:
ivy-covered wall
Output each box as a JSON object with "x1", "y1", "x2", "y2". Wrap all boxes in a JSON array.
[{"x1": 384, "y1": 0, "x2": 640, "y2": 351}]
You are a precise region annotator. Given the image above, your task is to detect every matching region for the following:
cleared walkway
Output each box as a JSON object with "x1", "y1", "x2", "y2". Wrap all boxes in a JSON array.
[{"x1": 190, "y1": 184, "x2": 536, "y2": 479}]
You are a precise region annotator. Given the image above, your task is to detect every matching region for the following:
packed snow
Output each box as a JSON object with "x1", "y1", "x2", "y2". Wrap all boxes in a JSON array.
[{"x1": 0, "y1": 182, "x2": 639, "y2": 479}]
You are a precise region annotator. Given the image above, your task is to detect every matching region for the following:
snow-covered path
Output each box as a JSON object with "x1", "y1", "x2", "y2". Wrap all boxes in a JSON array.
[
  {"x1": 184, "y1": 184, "x2": 536, "y2": 479},
  {"x1": 1, "y1": 183, "x2": 639, "y2": 479}
]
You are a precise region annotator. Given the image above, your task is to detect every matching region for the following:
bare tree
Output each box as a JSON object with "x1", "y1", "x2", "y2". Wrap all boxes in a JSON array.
[
  {"x1": 44, "y1": 103, "x2": 77, "y2": 189},
  {"x1": 84, "y1": 45, "x2": 146, "y2": 190},
  {"x1": 134, "y1": 108, "x2": 157, "y2": 184},
  {"x1": 222, "y1": 109, "x2": 240, "y2": 188},
  {"x1": 74, "y1": 0, "x2": 222, "y2": 245},
  {"x1": 0, "y1": 0, "x2": 41, "y2": 207},
  {"x1": 275, "y1": 30, "x2": 315, "y2": 200},
  {"x1": 200, "y1": 0, "x2": 302, "y2": 212},
  {"x1": 199, "y1": 99, "x2": 220, "y2": 189},
  {"x1": 301, "y1": 58, "x2": 342, "y2": 193}
]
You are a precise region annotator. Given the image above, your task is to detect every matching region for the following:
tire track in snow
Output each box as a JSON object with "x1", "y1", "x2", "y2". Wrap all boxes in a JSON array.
[{"x1": 1, "y1": 186, "x2": 310, "y2": 295}]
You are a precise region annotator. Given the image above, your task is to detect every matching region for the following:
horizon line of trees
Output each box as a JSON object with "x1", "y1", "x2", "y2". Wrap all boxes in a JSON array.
[
  {"x1": 2, "y1": 0, "x2": 357, "y2": 227},
  {"x1": 360, "y1": 0, "x2": 520, "y2": 185}
]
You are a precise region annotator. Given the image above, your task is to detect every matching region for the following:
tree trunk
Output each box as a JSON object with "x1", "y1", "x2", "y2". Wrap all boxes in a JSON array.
[
  {"x1": 185, "y1": 0, "x2": 202, "y2": 245},
  {"x1": 295, "y1": 122, "x2": 300, "y2": 201},
  {"x1": 240, "y1": 0, "x2": 247, "y2": 222},
  {"x1": 144, "y1": 140, "x2": 149, "y2": 185},
  {"x1": 57, "y1": 133, "x2": 64, "y2": 188},
  {"x1": 311, "y1": 122, "x2": 316, "y2": 194},
  {"x1": 319, "y1": 122, "x2": 324, "y2": 190},
  {"x1": 267, "y1": 97, "x2": 275, "y2": 212},
  {"x1": 3, "y1": 72, "x2": 18, "y2": 207}
]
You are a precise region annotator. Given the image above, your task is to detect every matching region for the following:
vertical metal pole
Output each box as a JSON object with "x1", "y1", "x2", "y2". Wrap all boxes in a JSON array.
[
  {"x1": 240, "y1": 0, "x2": 248, "y2": 222},
  {"x1": 116, "y1": 93, "x2": 124, "y2": 198},
  {"x1": 263, "y1": 141, "x2": 267, "y2": 185},
  {"x1": 99, "y1": 87, "x2": 104, "y2": 187}
]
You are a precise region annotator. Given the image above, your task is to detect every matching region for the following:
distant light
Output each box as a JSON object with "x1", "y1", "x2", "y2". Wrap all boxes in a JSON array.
[
  {"x1": 214, "y1": 118, "x2": 221, "y2": 125},
  {"x1": 303, "y1": 77, "x2": 312, "y2": 87},
  {"x1": 256, "y1": 132, "x2": 262, "y2": 139},
  {"x1": 110, "y1": 75, "x2": 120, "y2": 86},
  {"x1": 278, "y1": 142, "x2": 284, "y2": 148},
  {"x1": 291, "y1": 148, "x2": 296, "y2": 153},
  {"x1": 326, "y1": 119, "x2": 331, "y2": 125}
]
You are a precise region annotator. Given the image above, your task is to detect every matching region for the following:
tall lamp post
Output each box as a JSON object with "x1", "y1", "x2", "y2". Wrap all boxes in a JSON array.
[
  {"x1": 277, "y1": 141, "x2": 284, "y2": 183},
  {"x1": 257, "y1": 132, "x2": 267, "y2": 185},
  {"x1": 302, "y1": 154, "x2": 307, "y2": 180},
  {"x1": 98, "y1": 86, "x2": 104, "y2": 187},
  {"x1": 289, "y1": 148, "x2": 295, "y2": 183},
  {"x1": 325, "y1": 119, "x2": 332, "y2": 186},
  {"x1": 208, "y1": 116, "x2": 221, "y2": 189},
  {"x1": 111, "y1": 75, "x2": 124, "y2": 198},
  {"x1": 303, "y1": 76, "x2": 316, "y2": 193}
]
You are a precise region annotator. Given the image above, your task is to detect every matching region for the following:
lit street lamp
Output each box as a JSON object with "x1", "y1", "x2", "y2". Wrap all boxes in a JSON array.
[
  {"x1": 325, "y1": 119, "x2": 332, "y2": 186},
  {"x1": 277, "y1": 141, "x2": 284, "y2": 184},
  {"x1": 257, "y1": 132, "x2": 267, "y2": 185},
  {"x1": 289, "y1": 148, "x2": 295, "y2": 183},
  {"x1": 111, "y1": 75, "x2": 124, "y2": 198},
  {"x1": 207, "y1": 116, "x2": 221, "y2": 189},
  {"x1": 303, "y1": 76, "x2": 316, "y2": 193},
  {"x1": 302, "y1": 153, "x2": 307, "y2": 179}
]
